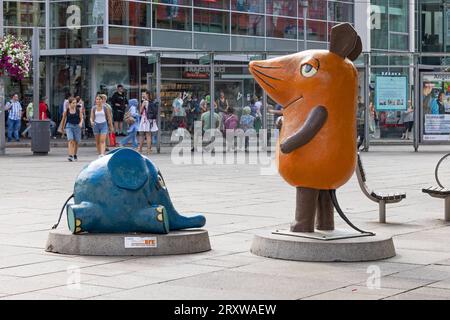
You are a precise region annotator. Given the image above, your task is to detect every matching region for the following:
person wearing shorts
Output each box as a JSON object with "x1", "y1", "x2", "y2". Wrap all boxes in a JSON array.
[
  {"x1": 90, "y1": 95, "x2": 114, "y2": 157},
  {"x1": 60, "y1": 97, "x2": 83, "y2": 161}
]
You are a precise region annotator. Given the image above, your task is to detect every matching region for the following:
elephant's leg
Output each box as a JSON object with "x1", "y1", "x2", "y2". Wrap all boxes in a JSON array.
[
  {"x1": 316, "y1": 190, "x2": 335, "y2": 231},
  {"x1": 291, "y1": 187, "x2": 319, "y2": 233},
  {"x1": 133, "y1": 205, "x2": 170, "y2": 234},
  {"x1": 67, "y1": 202, "x2": 102, "y2": 234}
]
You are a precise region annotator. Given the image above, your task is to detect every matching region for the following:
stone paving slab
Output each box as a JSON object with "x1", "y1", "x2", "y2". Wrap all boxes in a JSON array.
[{"x1": 1, "y1": 146, "x2": 450, "y2": 299}]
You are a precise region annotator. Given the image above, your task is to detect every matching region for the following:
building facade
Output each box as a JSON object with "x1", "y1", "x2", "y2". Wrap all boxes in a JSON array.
[{"x1": 1, "y1": 0, "x2": 449, "y2": 141}]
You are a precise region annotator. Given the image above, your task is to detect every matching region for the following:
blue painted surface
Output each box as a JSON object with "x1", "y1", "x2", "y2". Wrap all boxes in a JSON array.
[{"x1": 67, "y1": 148, "x2": 206, "y2": 234}]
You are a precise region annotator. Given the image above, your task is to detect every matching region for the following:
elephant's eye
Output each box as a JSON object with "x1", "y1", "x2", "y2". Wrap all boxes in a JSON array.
[{"x1": 158, "y1": 175, "x2": 166, "y2": 189}]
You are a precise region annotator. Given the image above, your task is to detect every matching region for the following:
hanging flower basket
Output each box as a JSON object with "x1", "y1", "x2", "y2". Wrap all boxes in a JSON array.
[{"x1": 0, "y1": 34, "x2": 32, "y2": 81}]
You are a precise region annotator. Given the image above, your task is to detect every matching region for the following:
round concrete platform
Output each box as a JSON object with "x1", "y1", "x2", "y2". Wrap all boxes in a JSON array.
[
  {"x1": 46, "y1": 229, "x2": 211, "y2": 256},
  {"x1": 251, "y1": 231, "x2": 396, "y2": 262}
]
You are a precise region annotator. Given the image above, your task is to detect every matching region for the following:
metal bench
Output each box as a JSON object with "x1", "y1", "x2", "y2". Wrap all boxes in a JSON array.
[
  {"x1": 422, "y1": 187, "x2": 450, "y2": 222},
  {"x1": 356, "y1": 153, "x2": 406, "y2": 223},
  {"x1": 422, "y1": 153, "x2": 450, "y2": 222}
]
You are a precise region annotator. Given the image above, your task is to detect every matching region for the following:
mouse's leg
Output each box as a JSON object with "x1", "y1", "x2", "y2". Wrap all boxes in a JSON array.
[
  {"x1": 316, "y1": 190, "x2": 335, "y2": 231},
  {"x1": 291, "y1": 187, "x2": 319, "y2": 233}
]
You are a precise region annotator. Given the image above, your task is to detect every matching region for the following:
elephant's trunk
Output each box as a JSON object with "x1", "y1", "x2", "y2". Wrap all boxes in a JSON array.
[{"x1": 158, "y1": 191, "x2": 206, "y2": 231}]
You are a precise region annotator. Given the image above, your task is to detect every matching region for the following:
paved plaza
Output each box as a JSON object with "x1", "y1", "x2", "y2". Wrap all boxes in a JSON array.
[{"x1": 1, "y1": 145, "x2": 450, "y2": 300}]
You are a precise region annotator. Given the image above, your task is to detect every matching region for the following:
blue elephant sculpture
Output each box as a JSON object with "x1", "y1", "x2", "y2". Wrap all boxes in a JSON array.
[{"x1": 66, "y1": 148, "x2": 206, "y2": 234}]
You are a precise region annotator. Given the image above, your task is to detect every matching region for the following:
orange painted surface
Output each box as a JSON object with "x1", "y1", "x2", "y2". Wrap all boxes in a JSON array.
[{"x1": 249, "y1": 50, "x2": 358, "y2": 189}]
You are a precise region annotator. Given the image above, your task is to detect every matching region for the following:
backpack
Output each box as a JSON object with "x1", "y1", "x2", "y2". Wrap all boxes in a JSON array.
[
  {"x1": 224, "y1": 114, "x2": 238, "y2": 130},
  {"x1": 146, "y1": 101, "x2": 158, "y2": 120}
]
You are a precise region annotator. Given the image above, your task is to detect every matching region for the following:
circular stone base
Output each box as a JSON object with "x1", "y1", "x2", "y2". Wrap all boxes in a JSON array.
[
  {"x1": 251, "y1": 232, "x2": 396, "y2": 262},
  {"x1": 46, "y1": 229, "x2": 211, "y2": 256}
]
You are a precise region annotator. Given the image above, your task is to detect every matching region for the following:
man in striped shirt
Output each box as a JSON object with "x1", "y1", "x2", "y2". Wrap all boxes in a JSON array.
[{"x1": 5, "y1": 93, "x2": 23, "y2": 142}]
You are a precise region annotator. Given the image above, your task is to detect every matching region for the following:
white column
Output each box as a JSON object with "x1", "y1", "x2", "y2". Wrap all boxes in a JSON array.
[
  {"x1": 354, "y1": 0, "x2": 371, "y2": 52},
  {"x1": 409, "y1": 0, "x2": 415, "y2": 54}
]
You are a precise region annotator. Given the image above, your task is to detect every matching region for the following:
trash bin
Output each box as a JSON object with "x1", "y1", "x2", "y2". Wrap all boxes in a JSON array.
[{"x1": 30, "y1": 119, "x2": 50, "y2": 154}]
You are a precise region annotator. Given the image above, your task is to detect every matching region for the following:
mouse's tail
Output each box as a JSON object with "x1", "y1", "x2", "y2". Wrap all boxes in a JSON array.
[{"x1": 329, "y1": 189, "x2": 375, "y2": 235}]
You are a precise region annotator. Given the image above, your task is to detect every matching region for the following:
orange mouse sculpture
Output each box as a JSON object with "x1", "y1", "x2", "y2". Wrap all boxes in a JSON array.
[{"x1": 249, "y1": 23, "x2": 366, "y2": 233}]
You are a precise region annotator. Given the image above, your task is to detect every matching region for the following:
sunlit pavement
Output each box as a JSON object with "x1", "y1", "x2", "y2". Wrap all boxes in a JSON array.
[{"x1": 1, "y1": 145, "x2": 450, "y2": 300}]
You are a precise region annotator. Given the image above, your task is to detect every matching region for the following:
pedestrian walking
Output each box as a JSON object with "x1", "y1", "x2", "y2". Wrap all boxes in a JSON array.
[
  {"x1": 90, "y1": 94, "x2": 114, "y2": 157},
  {"x1": 61, "y1": 97, "x2": 84, "y2": 161},
  {"x1": 120, "y1": 98, "x2": 140, "y2": 149}
]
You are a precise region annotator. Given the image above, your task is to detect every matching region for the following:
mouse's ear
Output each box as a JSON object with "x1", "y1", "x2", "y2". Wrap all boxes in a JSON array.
[
  {"x1": 347, "y1": 36, "x2": 362, "y2": 61},
  {"x1": 330, "y1": 23, "x2": 359, "y2": 60}
]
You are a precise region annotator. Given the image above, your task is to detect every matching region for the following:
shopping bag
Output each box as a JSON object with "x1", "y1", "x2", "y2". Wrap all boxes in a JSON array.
[{"x1": 109, "y1": 132, "x2": 117, "y2": 147}]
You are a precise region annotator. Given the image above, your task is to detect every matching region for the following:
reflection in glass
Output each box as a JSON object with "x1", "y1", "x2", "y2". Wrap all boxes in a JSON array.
[
  {"x1": 232, "y1": 13, "x2": 264, "y2": 37},
  {"x1": 301, "y1": 0, "x2": 326, "y2": 20},
  {"x1": 109, "y1": 27, "x2": 151, "y2": 46},
  {"x1": 307, "y1": 20, "x2": 327, "y2": 42},
  {"x1": 267, "y1": 0, "x2": 296, "y2": 17},
  {"x1": 3, "y1": 1, "x2": 45, "y2": 27},
  {"x1": 4, "y1": 27, "x2": 46, "y2": 49},
  {"x1": 194, "y1": 9, "x2": 229, "y2": 34},
  {"x1": 194, "y1": 0, "x2": 229, "y2": 10},
  {"x1": 109, "y1": 0, "x2": 151, "y2": 28},
  {"x1": 328, "y1": 1, "x2": 353, "y2": 22},
  {"x1": 50, "y1": 27, "x2": 103, "y2": 49},
  {"x1": 153, "y1": 4, "x2": 192, "y2": 31},
  {"x1": 266, "y1": 16, "x2": 297, "y2": 39},
  {"x1": 231, "y1": 0, "x2": 264, "y2": 14},
  {"x1": 50, "y1": 0, "x2": 104, "y2": 27}
]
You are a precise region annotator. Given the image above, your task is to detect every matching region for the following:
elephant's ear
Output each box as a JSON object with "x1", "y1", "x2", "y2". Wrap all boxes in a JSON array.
[{"x1": 108, "y1": 148, "x2": 149, "y2": 190}]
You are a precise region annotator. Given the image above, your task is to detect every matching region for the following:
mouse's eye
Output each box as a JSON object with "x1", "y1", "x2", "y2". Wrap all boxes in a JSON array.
[{"x1": 301, "y1": 63, "x2": 318, "y2": 78}]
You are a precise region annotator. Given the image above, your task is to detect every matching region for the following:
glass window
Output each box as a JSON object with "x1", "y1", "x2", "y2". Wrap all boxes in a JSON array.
[
  {"x1": 231, "y1": 13, "x2": 264, "y2": 37},
  {"x1": 307, "y1": 20, "x2": 327, "y2": 42},
  {"x1": 371, "y1": 1, "x2": 389, "y2": 50},
  {"x1": 267, "y1": 16, "x2": 297, "y2": 39},
  {"x1": 4, "y1": 27, "x2": 45, "y2": 49},
  {"x1": 3, "y1": 1, "x2": 45, "y2": 27},
  {"x1": 153, "y1": 4, "x2": 192, "y2": 31},
  {"x1": 96, "y1": 56, "x2": 139, "y2": 100},
  {"x1": 193, "y1": 0, "x2": 228, "y2": 10},
  {"x1": 109, "y1": 27, "x2": 151, "y2": 46},
  {"x1": 328, "y1": 1, "x2": 354, "y2": 22},
  {"x1": 153, "y1": 0, "x2": 192, "y2": 6},
  {"x1": 266, "y1": 0, "x2": 296, "y2": 17},
  {"x1": 390, "y1": 33, "x2": 408, "y2": 50},
  {"x1": 50, "y1": 0, "x2": 105, "y2": 27},
  {"x1": 50, "y1": 27, "x2": 103, "y2": 49},
  {"x1": 109, "y1": 0, "x2": 151, "y2": 28},
  {"x1": 301, "y1": 0, "x2": 326, "y2": 20},
  {"x1": 231, "y1": 0, "x2": 264, "y2": 14},
  {"x1": 194, "y1": 9, "x2": 229, "y2": 34},
  {"x1": 389, "y1": 0, "x2": 408, "y2": 33}
]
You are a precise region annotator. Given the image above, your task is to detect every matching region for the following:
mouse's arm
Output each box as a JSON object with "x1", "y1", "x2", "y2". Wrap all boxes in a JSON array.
[{"x1": 280, "y1": 106, "x2": 328, "y2": 154}]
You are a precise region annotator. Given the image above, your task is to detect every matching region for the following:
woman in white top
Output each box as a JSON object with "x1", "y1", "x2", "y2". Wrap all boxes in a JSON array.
[
  {"x1": 90, "y1": 94, "x2": 114, "y2": 157},
  {"x1": 138, "y1": 91, "x2": 152, "y2": 155}
]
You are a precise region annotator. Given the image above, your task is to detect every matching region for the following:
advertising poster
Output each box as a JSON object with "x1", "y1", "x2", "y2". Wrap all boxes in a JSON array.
[
  {"x1": 375, "y1": 76, "x2": 408, "y2": 111},
  {"x1": 422, "y1": 73, "x2": 450, "y2": 141}
]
